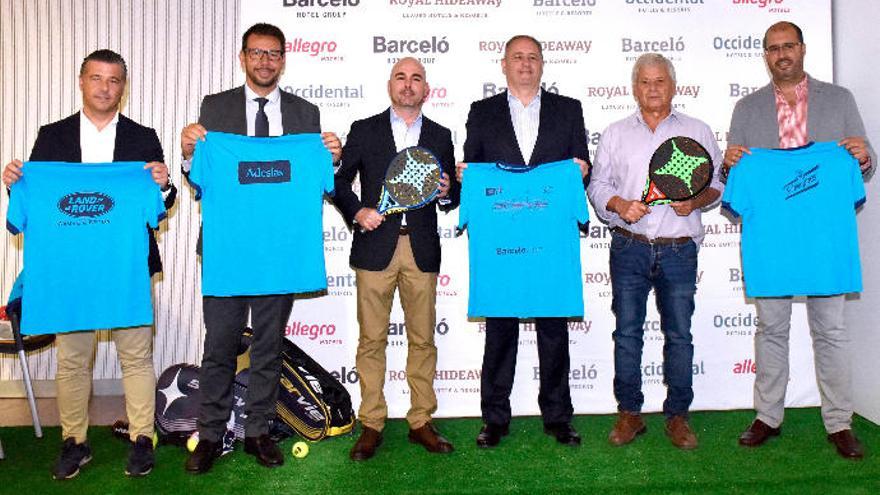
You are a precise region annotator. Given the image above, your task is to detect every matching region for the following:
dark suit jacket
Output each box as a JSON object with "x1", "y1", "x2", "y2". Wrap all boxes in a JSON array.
[
  {"x1": 333, "y1": 109, "x2": 459, "y2": 272},
  {"x1": 28, "y1": 112, "x2": 175, "y2": 275},
  {"x1": 197, "y1": 86, "x2": 320, "y2": 134},
  {"x1": 463, "y1": 90, "x2": 590, "y2": 169}
]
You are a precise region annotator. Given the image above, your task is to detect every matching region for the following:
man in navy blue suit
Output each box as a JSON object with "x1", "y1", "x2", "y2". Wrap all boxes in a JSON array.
[{"x1": 456, "y1": 35, "x2": 590, "y2": 449}]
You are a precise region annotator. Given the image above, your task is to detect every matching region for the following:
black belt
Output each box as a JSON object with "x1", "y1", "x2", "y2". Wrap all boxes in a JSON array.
[
  {"x1": 614, "y1": 227, "x2": 691, "y2": 246},
  {"x1": 399, "y1": 226, "x2": 410, "y2": 236}
]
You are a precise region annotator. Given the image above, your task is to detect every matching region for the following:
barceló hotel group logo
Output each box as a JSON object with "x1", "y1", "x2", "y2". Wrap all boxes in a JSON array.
[{"x1": 283, "y1": 0, "x2": 360, "y2": 19}]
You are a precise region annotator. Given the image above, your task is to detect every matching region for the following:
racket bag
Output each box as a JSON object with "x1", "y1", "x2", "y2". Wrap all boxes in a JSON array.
[{"x1": 270, "y1": 337, "x2": 355, "y2": 441}]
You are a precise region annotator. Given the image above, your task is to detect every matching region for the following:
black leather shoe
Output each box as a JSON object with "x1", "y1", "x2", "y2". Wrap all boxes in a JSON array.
[
  {"x1": 185, "y1": 439, "x2": 220, "y2": 475},
  {"x1": 476, "y1": 423, "x2": 509, "y2": 449},
  {"x1": 244, "y1": 434, "x2": 284, "y2": 468},
  {"x1": 827, "y1": 430, "x2": 864, "y2": 460},
  {"x1": 738, "y1": 419, "x2": 781, "y2": 447},
  {"x1": 544, "y1": 422, "x2": 581, "y2": 446}
]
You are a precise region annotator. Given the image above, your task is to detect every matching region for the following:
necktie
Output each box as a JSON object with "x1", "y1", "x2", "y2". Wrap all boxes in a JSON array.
[{"x1": 254, "y1": 97, "x2": 269, "y2": 137}]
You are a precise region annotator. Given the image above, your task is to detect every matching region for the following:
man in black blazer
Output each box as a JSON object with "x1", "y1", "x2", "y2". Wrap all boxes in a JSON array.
[
  {"x1": 179, "y1": 23, "x2": 341, "y2": 474},
  {"x1": 3, "y1": 49, "x2": 174, "y2": 479},
  {"x1": 457, "y1": 35, "x2": 590, "y2": 448},
  {"x1": 333, "y1": 57, "x2": 459, "y2": 461}
]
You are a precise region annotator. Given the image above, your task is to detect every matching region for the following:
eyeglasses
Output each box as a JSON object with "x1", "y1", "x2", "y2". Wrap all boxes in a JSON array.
[
  {"x1": 765, "y1": 42, "x2": 801, "y2": 55},
  {"x1": 244, "y1": 48, "x2": 284, "y2": 62}
]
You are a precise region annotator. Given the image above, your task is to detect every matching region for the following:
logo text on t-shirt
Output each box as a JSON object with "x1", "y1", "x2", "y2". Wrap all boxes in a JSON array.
[{"x1": 238, "y1": 160, "x2": 292, "y2": 184}]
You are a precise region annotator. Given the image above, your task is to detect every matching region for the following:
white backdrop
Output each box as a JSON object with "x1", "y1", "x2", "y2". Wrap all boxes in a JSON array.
[
  {"x1": 0, "y1": 1, "x2": 843, "y2": 421},
  {"x1": 242, "y1": 0, "x2": 833, "y2": 418}
]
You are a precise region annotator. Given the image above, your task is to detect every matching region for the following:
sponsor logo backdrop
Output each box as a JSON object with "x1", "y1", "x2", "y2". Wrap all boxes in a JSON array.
[
  {"x1": 0, "y1": 1, "x2": 834, "y2": 420},
  {"x1": 243, "y1": 0, "x2": 834, "y2": 418}
]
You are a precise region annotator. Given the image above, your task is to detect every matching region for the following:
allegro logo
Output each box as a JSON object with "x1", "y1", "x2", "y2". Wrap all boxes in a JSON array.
[
  {"x1": 286, "y1": 38, "x2": 337, "y2": 56},
  {"x1": 285, "y1": 322, "x2": 336, "y2": 340},
  {"x1": 732, "y1": 0, "x2": 783, "y2": 7},
  {"x1": 732, "y1": 358, "x2": 757, "y2": 374}
]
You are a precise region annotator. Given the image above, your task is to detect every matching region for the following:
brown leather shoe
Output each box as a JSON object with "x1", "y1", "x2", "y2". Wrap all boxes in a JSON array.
[
  {"x1": 827, "y1": 429, "x2": 864, "y2": 460},
  {"x1": 350, "y1": 426, "x2": 383, "y2": 461},
  {"x1": 609, "y1": 411, "x2": 646, "y2": 446},
  {"x1": 408, "y1": 422, "x2": 454, "y2": 454},
  {"x1": 665, "y1": 416, "x2": 698, "y2": 450},
  {"x1": 738, "y1": 419, "x2": 781, "y2": 447}
]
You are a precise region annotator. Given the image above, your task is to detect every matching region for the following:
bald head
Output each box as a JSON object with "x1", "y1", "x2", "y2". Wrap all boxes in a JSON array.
[
  {"x1": 763, "y1": 21, "x2": 803, "y2": 49},
  {"x1": 388, "y1": 57, "x2": 429, "y2": 114},
  {"x1": 390, "y1": 57, "x2": 426, "y2": 81}
]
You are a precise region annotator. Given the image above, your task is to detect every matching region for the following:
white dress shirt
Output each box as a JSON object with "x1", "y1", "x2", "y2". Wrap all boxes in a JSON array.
[
  {"x1": 80, "y1": 111, "x2": 118, "y2": 163},
  {"x1": 390, "y1": 107, "x2": 423, "y2": 152},
  {"x1": 389, "y1": 107, "x2": 424, "y2": 226},
  {"x1": 245, "y1": 84, "x2": 283, "y2": 137},
  {"x1": 507, "y1": 89, "x2": 541, "y2": 164},
  {"x1": 587, "y1": 109, "x2": 725, "y2": 244}
]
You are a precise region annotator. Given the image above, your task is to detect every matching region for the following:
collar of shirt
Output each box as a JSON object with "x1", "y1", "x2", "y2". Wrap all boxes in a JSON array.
[
  {"x1": 773, "y1": 74, "x2": 809, "y2": 148},
  {"x1": 773, "y1": 73, "x2": 809, "y2": 102},
  {"x1": 507, "y1": 89, "x2": 542, "y2": 163},
  {"x1": 633, "y1": 108, "x2": 681, "y2": 131},
  {"x1": 244, "y1": 84, "x2": 282, "y2": 136},
  {"x1": 79, "y1": 110, "x2": 119, "y2": 163},
  {"x1": 389, "y1": 106, "x2": 423, "y2": 152}
]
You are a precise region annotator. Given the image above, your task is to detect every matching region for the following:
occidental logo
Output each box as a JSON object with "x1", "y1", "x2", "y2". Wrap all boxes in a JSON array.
[{"x1": 58, "y1": 192, "x2": 114, "y2": 217}]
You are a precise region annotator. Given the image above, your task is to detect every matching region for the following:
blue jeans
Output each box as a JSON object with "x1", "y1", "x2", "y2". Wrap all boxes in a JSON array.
[{"x1": 609, "y1": 231, "x2": 697, "y2": 418}]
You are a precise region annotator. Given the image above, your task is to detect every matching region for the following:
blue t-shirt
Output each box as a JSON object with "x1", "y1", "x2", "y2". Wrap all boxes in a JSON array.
[
  {"x1": 459, "y1": 160, "x2": 589, "y2": 317},
  {"x1": 188, "y1": 132, "x2": 334, "y2": 296},
  {"x1": 722, "y1": 141, "x2": 865, "y2": 297},
  {"x1": 6, "y1": 161, "x2": 165, "y2": 335}
]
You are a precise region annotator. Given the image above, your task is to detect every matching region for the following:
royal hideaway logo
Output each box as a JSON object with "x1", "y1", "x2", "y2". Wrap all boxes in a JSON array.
[
  {"x1": 58, "y1": 192, "x2": 114, "y2": 218},
  {"x1": 238, "y1": 160, "x2": 291, "y2": 184},
  {"x1": 784, "y1": 165, "x2": 819, "y2": 200},
  {"x1": 478, "y1": 38, "x2": 592, "y2": 65},
  {"x1": 390, "y1": 0, "x2": 501, "y2": 21}
]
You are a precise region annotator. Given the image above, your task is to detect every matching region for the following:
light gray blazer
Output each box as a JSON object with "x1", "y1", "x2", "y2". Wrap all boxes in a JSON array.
[{"x1": 728, "y1": 75, "x2": 875, "y2": 171}]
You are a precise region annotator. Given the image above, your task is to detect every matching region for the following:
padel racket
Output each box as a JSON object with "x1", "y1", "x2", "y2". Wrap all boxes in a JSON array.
[
  {"x1": 641, "y1": 136, "x2": 713, "y2": 206},
  {"x1": 376, "y1": 146, "x2": 442, "y2": 215}
]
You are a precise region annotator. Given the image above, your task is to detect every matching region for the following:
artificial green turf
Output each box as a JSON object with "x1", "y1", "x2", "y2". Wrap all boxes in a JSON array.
[{"x1": 0, "y1": 408, "x2": 878, "y2": 494}]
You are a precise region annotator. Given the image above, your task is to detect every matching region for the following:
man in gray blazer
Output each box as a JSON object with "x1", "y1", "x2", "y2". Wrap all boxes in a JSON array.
[
  {"x1": 179, "y1": 23, "x2": 341, "y2": 474},
  {"x1": 724, "y1": 21, "x2": 874, "y2": 460}
]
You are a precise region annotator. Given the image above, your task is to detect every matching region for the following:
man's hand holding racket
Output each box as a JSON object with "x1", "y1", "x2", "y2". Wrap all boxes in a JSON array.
[
  {"x1": 355, "y1": 208, "x2": 385, "y2": 232},
  {"x1": 437, "y1": 171, "x2": 451, "y2": 198},
  {"x1": 608, "y1": 196, "x2": 650, "y2": 224}
]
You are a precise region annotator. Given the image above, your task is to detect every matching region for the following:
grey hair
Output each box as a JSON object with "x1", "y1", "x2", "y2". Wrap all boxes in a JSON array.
[{"x1": 631, "y1": 53, "x2": 676, "y2": 85}]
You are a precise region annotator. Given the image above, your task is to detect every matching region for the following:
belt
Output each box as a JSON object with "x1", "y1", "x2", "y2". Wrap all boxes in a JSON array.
[
  {"x1": 399, "y1": 226, "x2": 410, "y2": 236},
  {"x1": 613, "y1": 227, "x2": 691, "y2": 246}
]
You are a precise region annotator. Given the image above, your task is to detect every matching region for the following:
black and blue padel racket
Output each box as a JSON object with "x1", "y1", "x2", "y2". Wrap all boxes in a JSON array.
[{"x1": 376, "y1": 146, "x2": 442, "y2": 215}]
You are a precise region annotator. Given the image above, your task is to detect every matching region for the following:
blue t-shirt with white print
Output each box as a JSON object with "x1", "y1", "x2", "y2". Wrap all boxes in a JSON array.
[
  {"x1": 6, "y1": 161, "x2": 165, "y2": 335},
  {"x1": 187, "y1": 131, "x2": 334, "y2": 296},
  {"x1": 459, "y1": 159, "x2": 588, "y2": 317},
  {"x1": 722, "y1": 141, "x2": 865, "y2": 297}
]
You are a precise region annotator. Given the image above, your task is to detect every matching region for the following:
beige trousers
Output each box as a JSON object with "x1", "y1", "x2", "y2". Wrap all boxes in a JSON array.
[
  {"x1": 56, "y1": 325, "x2": 155, "y2": 442},
  {"x1": 355, "y1": 236, "x2": 438, "y2": 431}
]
